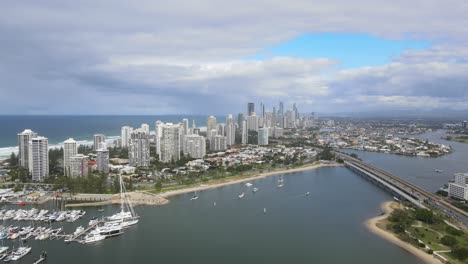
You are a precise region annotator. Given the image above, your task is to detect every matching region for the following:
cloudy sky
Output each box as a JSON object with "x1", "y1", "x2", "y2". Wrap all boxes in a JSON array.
[{"x1": 2, "y1": 0, "x2": 468, "y2": 115}]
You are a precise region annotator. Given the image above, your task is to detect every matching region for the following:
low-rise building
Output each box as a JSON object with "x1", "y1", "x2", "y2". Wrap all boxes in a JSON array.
[{"x1": 448, "y1": 173, "x2": 468, "y2": 201}]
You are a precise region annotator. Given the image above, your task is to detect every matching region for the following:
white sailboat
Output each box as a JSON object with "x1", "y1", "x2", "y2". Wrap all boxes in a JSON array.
[{"x1": 106, "y1": 175, "x2": 139, "y2": 227}]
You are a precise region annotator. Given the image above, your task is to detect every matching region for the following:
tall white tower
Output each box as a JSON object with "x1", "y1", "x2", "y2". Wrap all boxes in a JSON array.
[
  {"x1": 63, "y1": 138, "x2": 78, "y2": 176},
  {"x1": 121, "y1": 126, "x2": 133, "y2": 148},
  {"x1": 29, "y1": 136, "x2": 49, "y2": 182},
  {"x1": 17, "y1": 129, "x2": 37, "y2": 169}
]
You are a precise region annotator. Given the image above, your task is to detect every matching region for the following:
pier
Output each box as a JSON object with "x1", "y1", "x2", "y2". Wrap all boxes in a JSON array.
[{"x1": 65, "y1": 220, "x2": 103, "y2": 243}]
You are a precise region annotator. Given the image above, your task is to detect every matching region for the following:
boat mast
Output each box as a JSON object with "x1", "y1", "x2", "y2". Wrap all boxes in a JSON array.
[{"x1": 119, "y1": 174, "x2": 124, "y2": 214}]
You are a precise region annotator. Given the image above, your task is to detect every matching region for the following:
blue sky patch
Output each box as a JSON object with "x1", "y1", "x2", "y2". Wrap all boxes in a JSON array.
[{"x1": 250, "y1": 33, "x2": 431, "y2": 69}]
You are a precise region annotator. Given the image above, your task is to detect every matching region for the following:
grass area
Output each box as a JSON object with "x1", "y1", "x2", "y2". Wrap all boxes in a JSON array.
[{"x1": 383, "y1": 204, "x2": 468, "y2": 263}]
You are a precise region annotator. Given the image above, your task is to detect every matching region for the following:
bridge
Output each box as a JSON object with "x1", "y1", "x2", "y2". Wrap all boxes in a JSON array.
[{"x1": 336, "y1": 153, "x2": 468, "y2": 228}]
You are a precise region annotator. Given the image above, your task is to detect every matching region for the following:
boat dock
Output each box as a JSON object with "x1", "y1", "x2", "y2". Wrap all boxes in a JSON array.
[{"x1": 65, "y1": 221, "x2": 104, "y2": 243}]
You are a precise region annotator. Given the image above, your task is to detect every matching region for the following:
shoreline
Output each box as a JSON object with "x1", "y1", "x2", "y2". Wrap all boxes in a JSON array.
[
  {"x1": 160, "y1": 162, "x2": 342, "y2": 199},
  {"x1": 366, "y1": 201, "x2": 442, "y2": 264}
]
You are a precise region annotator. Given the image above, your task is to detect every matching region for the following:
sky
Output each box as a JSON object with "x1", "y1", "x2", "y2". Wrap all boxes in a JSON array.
[{"x1": 1, "y1": 0, "x2": 468, "y2": 116}]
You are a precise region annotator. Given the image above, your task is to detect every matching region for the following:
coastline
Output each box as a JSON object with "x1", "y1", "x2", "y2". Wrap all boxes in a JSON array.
[
  {"x1": 366, "y1": 201, "x2": 442, "y2": 264},
  {"x1": 160, "y1": 162, "x2": 342, "y2": 199}
]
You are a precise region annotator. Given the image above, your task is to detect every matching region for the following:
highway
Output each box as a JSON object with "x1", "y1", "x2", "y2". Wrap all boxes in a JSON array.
[{"x1": 337, "y1": 152, "x2": 468, "y2": 229}]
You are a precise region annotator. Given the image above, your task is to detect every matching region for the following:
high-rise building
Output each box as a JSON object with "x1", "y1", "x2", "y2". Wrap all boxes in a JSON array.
[
  {"x1": 70, "y1": 154, "x2": 89, "y2": 178},
  {"x1": 226, "y1": 114, "x2": 236, "y2": 146},
  {"x1": 242, "y1": 120, "x2": 248, "y2": 144},
  {"x1": 210, "y1": 135, "x2": 227, "y2": 151},
  {"x1": 237, "y1": 113, "x2": 244, "y2": 131},
  {"x1": 182, "y1": 118, "x2": 189, "y2": 135},
  {"x1": 93, "y1": 134, "x2": 106, "y2": 151},
  {"x1": 128, "y1": 129, "x2": 150, "y2": 167},
  {"x1": 217, "y1": 123, "x2": 226, "y2": 136},
  {"x1": 155, "y1": 121, "x2": 163, "y2": 155},
  {"x1": 279, "y1": 102, "x2": 284, "y2": 116},
  {"x1": 206, "y1": 116, "x2": 217, "y2": 139},
  {"x1": 141, "y1": 123, "x2": 150, "y2": 134},
  {"x1": 160, "y1": 123, "x2": 181, "y2": 163},
  {"x1": 17, "y1": 129, "x2": 37, "y2": 169},
  {"x1": 248, "y1": 102, "x2": 255, "y2": 116},
  {"x1": 247, "y1": 113, "x2": 259, "y2": 132},
  {"x1": 63, "y1": 138, "x2": 78, "y2": 176},
  {"x1": 29, "y1": 136, "x2": 49, "y2": 182},
  {"x1": 258, "y1": 128, "x2": 269, "y2": 146},
  {"x1": 96, "y1": 148, "x2": 109, "y2": 173},
  {"x1": 183, "y1": 134, "x2": 206, "y2": 159},
  {"x1": 463, "y1": 121, "x2": 467, "y2": 129},
  {"x1": 121, "y1": 126, "x2": 133, "y2": 148}
]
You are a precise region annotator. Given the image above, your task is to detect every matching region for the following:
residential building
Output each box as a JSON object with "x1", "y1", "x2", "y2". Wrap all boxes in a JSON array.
[
  {"x1": 128, "y1": 129, "x2": 150, "y2": 167},
  {"x1": 258, "y1": 128, "x2": 269, "y2": 145},
  {"x1": 210, "y1": 135, "x2": 227, "y2": 151},
  {"x1": 160, "y1": 123, "x2": 181, "y2": 163},
  {"x1": 247, "y1": 113, "x2": 259, "y2": 132},
  {"x1": 206, "y1": 116, "x2": 217, "y2": 140},
  {"x1": 141, "y1": 123, "x2": 150, "y2": 134},
  {"x1": 96, "y1": 148, "x2": 109, "y2": 173},
  {"x1": 448, "y1": 173, "x2": 468, "y2": 201},
  {"x1": 93, "y1": 134, "x2": 106, "y2": 151},
  {"x1": 248, "y1": 102, "x2": 255, "y2": 116},
  {"x1": 121, "y1": 126, "x2": 133, "y2": 148},
  {"x1": 183, "y1": 134, "x2": 206, "y2": 159},
  {"x1": 237, "y1": 113, "x2": 245, "y2": 131},
  {"x1": 155, "y1": 120, "x2": 163, "y2": 155},
  {"x1": 70, "y1": 154, "x2": 89, "y2": 178},
  {"x1": 29, "y1": 136, "x2": 49, "y2": 181},
  {"x1": 226, "y1": 123, "x2": 236, "y2": 146},
  {"x1": 242, "y1": 120, "x2": 248, "y2": 144},
  {"x1": 63, "y1": 138, "x2": 78, "y2": 176},
  {"x1": 17, "y1": 129, "x2": 37, "y2": 169},
  {"x1": 182, "y1": 118, "x2": 189, "y2": 135}
]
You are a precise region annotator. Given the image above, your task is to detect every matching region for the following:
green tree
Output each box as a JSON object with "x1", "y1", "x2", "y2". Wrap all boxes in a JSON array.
[
  {"x1": 440, "y1": 235, "x2": 457, "y2": 247},
  {"x1": 414, "y1": 209, "x2": 434, "y2": 224},
  {"x1": 9, "y1": 152, "x2": 18, "y2": 167},
  {"x1": 452, "y1": 246, "x2": 468, "y2": 260}
]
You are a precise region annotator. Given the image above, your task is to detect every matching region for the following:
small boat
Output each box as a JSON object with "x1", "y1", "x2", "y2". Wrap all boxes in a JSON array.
[
  {"x1": 10, "y1": 246, "x2": 32, "y2": 261},
  {"x1": 89, "y1": 217, "x2": 99, "y2": 226},
  {"x1": 238, "y1": 193, "x2": 245, "y2": 199},
  {"x1": 82, "y1": 233, "x2": 106, "y2": 244},
  {"x1": 213, "y1": 202, "x2": 216, "y2": 206},
  {"x1": 245, "y1": 183, "x2": 253, "y2": 187},
  {"x1": 306, "y1": 192, "x2": 310, "y2": 196},
  {"x1": 190, "y1": 195, "x2": 199, "y2": 201},
  {"x1": 0, "y1": 247, "x2": 8, "y2": 254},
  {"x1": 435, "y1": 169, "x2": 443, "y2": 173},
  {"x1": 97, "y1": 209, "x2": 105, "y2": 212},
  {"x1": 263, "y1": 208, "x2": 266, "y2": 214},
  {"x1": 277, "y1": 183, "x2": 284, "y2": 188},
  {"x1": 74, "y1": 226, "x2": 85, "y2": 236},
  {"x1": 33, "y1": 251, "x2": 47, "y2": 264},
  {"x1": 252, "y1": 187, "x2": 259, "y2": 193}
]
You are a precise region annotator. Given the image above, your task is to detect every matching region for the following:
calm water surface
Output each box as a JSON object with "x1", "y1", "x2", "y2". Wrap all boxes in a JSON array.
[{"x1": 1, "y1": 167, "x2": 422, "y2": 263}]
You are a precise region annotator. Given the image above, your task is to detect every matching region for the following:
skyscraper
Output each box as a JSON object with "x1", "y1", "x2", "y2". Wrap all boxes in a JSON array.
[
  {"x1": 183, "y1": 134, "x2": 206, "y2": 159},
  {"x1": 206, "y1": 116, "x2": 217, "y2": 140},
  {"x1": 248, "y1": 102, "x2": 255, "y2": 116},
  {"x1": 210, "y1": 135, "x2": 227, "y2": 151},
  {"x1": 182, "y1": 118, "x2": 189, "y2": 135},
  {"x1": 226, "y1": 114, "x2": 236, "y2": 146},
  {"x1": 237, "y1": 113, "x2": 245, "y2": 131},
  {"x1": 160, "y1": 123, "x2": 181, "y2": 163},
  {"x1": 93, "y1": 134, "x2": 106, "y2": 151},
  {"x1": 155, "y1": 120, "x2": 163, "y2": 155},
  {"x1": 63, "y1": 138, "x2": 78, "y2": 176},
  {"x1": 29, "y1": 136, "x2": 49, "y2": 182},
  {"x1": 96, "y1": 148, "x2": 109, "y2": 173},
  {"x1": 17, "y1": 129, "x2": 37, "y2": 169},
  {"x1": 242, "y1": 120, "x2": 248, "y2": 144},
  {"x1": 141, "y1": 123, "x2": 150, "y2": 134},
  {"x1": 128, "y1": 129, "x2": 150, "y2": 167},
  {"x1": 121, "y1": 126, "x2": 133, "y2": 148},
  {"x1": 247, "y1": 113, "x2": 259, "y2": 132},
  {"x1": 258, "y1": 128, "x2": 269, "y2": 146},
  {"x1": 70, "y1": 154, "x2": 89, "y2": 178}
]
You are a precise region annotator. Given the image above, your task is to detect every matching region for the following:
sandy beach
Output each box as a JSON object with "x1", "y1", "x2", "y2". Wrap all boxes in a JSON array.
[
  {"x1": 161, "y1": 162, "x2": 342, "y2": 199},
  {"x1": 366, "y1": 201, "x2": 442, "y2": 264}
]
